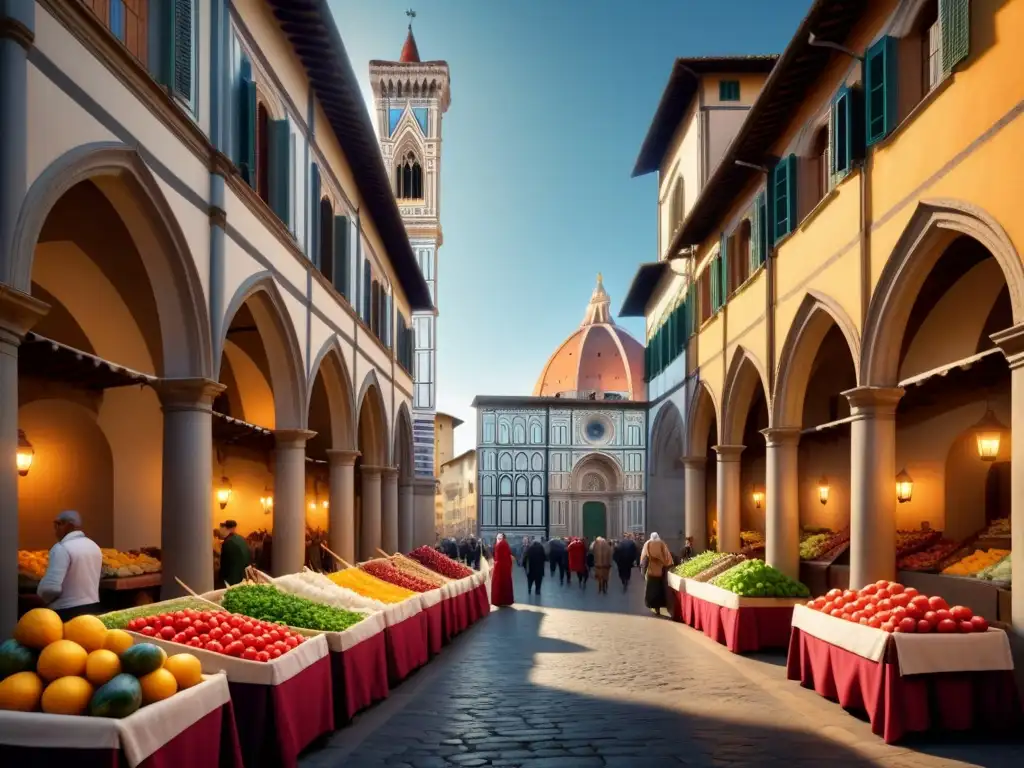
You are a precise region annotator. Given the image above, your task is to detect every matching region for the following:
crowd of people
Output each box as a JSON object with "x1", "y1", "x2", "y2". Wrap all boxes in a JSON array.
[{"x1": 487, "y1": 531, "x2": 681, "y2": 616}]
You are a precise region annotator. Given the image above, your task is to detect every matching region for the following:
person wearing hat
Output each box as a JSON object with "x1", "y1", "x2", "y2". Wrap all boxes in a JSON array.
[
  {"x1": 36, "y1": 510, "x2": 103, "y2": 620},
  {"x1": 217, "y1": 520, "x2": 251, "y2": 587}
]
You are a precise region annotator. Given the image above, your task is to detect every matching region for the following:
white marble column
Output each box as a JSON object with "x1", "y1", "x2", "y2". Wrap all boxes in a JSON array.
[
  {"x1": 381, "y1": 467, "x2": 399, "y2": 554},
  {"x1": 0, "y1": 288, "x2": 49, "y2": 638},
  {"x1": 156, "y1": 378, "x2": 225, "y2": 597},
  {"x1": 272, "y1": 429, "x2": 316, "y2": 575},
  {"x1": 325, "y1": 449, "x2": 359, "y2": 563},
  {"x1": 713, "y1": 445, "x2": 744, "y2": 553},
  {"x1": 680, "y1": 456, "x2": 707, "y2": 553},
  {"x1": 991, "y1": 324, "x2": 1024, "y2": 636},
  {"x1": 360, "y1": 465, "x2": 383, "y2": 560},
  {"x1": 762, "y1": 427, "x2": 801, "y2": 580},
  {"x1": 845, "y1": 386, "x2": 903, "y2": 589},
  {"x1": 399, "y1": 481, "x2": 414, "y2": 552}
]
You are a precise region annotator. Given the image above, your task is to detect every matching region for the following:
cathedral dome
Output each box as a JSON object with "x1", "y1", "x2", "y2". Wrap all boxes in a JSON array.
[{"x1": 533, "y1": 274, "x2": 646, "y2": 401}]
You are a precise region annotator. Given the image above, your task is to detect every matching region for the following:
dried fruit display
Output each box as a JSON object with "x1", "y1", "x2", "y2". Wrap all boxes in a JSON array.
[
  {"x1": 407, "y1": 546, "x2": 473, "y2": 579},
  {"x1": 942, "y1": 548, "x2": 1010, "y2": 576},
  {"x1": 360, "y1": 560, "x2": 435, "y2": 593},
  {"x1": 386, "y1": 554, "x2": 449, "y2": 586},
  {"x1": 806, "y1": 582, "x2": 990, "y2": 634},
  {"x1": 895, "y1": 529, "x2": 941, "y2": 558},
  {"x1": 973, "y1": 553, "x2": 1012, "y2": 582},
  {"x1": 740, "y1": 531, "x2": 765, "y2": 548}
]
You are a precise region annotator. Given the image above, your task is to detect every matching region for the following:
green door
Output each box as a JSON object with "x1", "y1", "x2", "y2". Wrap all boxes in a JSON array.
[{"x1": 582, "y1": 502, "x2": 607, "y2": 541}]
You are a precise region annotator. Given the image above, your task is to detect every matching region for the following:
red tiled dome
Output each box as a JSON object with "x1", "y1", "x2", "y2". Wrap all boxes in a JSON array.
[{"x1": 400, "y1": 27, "x2": 421, "y2": 63}]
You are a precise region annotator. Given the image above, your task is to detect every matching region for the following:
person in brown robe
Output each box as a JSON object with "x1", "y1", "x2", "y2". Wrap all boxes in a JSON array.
[{"x1": 590, "y1": 536, "x2": 612, "y2": 594}]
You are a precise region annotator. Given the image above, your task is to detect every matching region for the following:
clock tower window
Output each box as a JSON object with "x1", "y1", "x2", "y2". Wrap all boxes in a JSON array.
[{"x1": 395, "y1": 151, "x2": 423, "y2": 199}]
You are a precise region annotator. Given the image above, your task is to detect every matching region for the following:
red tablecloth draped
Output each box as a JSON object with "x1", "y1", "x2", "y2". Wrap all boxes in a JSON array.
[
  {"x1": 471, "y1": 583, "x2": 489, "y2": 621},
  {"x1": 681, "y1": 593, "x2": 795, "y2": 653},
  {"x1": 787, "y1": 627, "x2": 1023, "y2": 743},
  {"x1": 331, "y1": 631, "x2": 390, "y2": 722},
  {"x1": 425, "y1": 601, "x2": 443, "y2": 656},
  {"x1": 229, "y1": 656, "x2": 334, "y2": 768},
  {"x1": 453, "y1": 591, "x2": 469, "y2": 633},
  {"x1": 0, "y1": 702, "x2": 243, "y2": 768},
  {"x1": 666, "y1": 584, "x2": 683, "y2": 622},
  {"x1": 440, "y1": 596, "x2": 455, "y2": 643},
  {"x1": 385, "y1": 614, "x2": 429, "y2": 684}
]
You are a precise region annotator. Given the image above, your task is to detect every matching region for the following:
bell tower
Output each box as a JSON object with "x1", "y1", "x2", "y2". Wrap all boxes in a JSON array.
[{"x1": 370, "y1": 13, "x2": 451, "y2": 486}]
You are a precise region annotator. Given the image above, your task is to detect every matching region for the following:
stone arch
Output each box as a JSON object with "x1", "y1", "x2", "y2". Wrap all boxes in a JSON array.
[
  {"x1": 220, "y1": 272, "x2": 306, "y2": 430},
  {"x1": 356, "y1": 369, "x2": 390, "y2": 466},
  {"x1": 721, "y1": 346, "x2": 770, "y2": 445},
  {"x1": 861, "y1": 199, "x2": 1024, "y2": 387},
  {"x1": 10, "y1": 142, "x2": 211, "y2": 379},
  {"x1": 650, "y1": 400, "x2": 685, "y2": 476},
  {"x1": 685, "y1": 378, "x2": 720, "y2": 456},
  {"x1": 392, "y1": 401, "x2": 414, "y2": 481},
  {"x1": 773, "y1": 291, "x2": 861, "y2": 427},
  {"x1": 307, "y1": 335, "x2": 356, "y2": 450},
  {"x1": 569, "y1": 452, "x2": 623, "y2": 493}
]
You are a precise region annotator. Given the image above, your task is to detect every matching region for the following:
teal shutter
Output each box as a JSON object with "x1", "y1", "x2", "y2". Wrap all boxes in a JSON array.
[
  {"x1": 309, "y1": 165, "x2": 321, "y2": 265},
  {"x1": 333, "y1": 215, "x2": 349, "y2": 297},
  {"x1": 237, "y1": 56, "x2": 257, "y2": 187},
  {"x1": 384, "y1": 292, "x2": 392, "y2": 347},
  {"x1": 772, "y1": 155, "x2": 798, "y2": 241},
  {"x1": 160, "y1": 1, "x2": 194, "y2": 104},
  {"x1": 762, "y1": 187, "x2": 774, "y2": 250},
  {"x1": 832, "y1": 87, "x2": 851, "y2": 176},
  {"x1": 865, "y1": 37, "x2": 898, "y2": 146},
  {"x1": 362, "y1": 259, "x2": 371, "y2": 322},
  {"x1": 785, "y1": 154, "x2": 798, "y2": 233},
  {"x1": 708, "y1": 261, "x2": 718, "y2": 312},
  {"x1": 940, "y1": 0, "x2": 970, "y2": 73},
  {"x1": 720, "y1": 234, "x2": 730, "y2": 300},
  {"x1": 750, "y1": 199, "x2": 762, "y2": 272},
  {"x1": 268, "y1": 119, "x2": 292, "y2": 226}
]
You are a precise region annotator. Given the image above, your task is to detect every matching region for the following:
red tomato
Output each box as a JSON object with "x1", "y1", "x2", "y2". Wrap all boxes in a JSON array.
[
  {"x1": 868, "y1": 616, "x2": 883, "y2": 629},
  {"x1": 253, "y1": 637, "x2": 267, "y2": 651},
  {"x1": 876, "y1": 599, "x2": 893, "y2": 612},
  {"x1": 970, "y1": 615, "x2": 989, "y2": 632},
  {"x1": 923, "y1": 611, "x2": 938, "y2": 624},
  {"x1": 891, "y1": 593, "x2": 911, "y2": 608},
  {"x1": 228, "y1": 617, "x2": 243, "y2": 629},
  {"x1": 160, "y1": 626, "x2": 176, "y2": 640},
  {"x1": 256, "y1": 651, "x2": 270, "y2": 663},
  {"x1": 269, "y1": 648, "x2": 282, "y2": 659},
  {"x1": 936, "y1": 619, "x2": 958, "y2": 633},
  {"x1": 225, "y1": 640, "x2": 245, "y2": 656},
  {"x1": 862, "y1": 604, "x2": 877, "y2": 617},
  {"x1": 850, "y1": 611, "x2": 864, "y2": 622},
  {"x1": 861, "y1": 584, "x2": 878, "y2": 596},
  {"x1": 903, "y1": 587, "x2": 919, "y2": 599},
  {"x1": 958, "y1": 620, "x2": 974, "y2": 633},
  {"x1": 284, "y1": 636, "x2": 299, "y2": 649},
  {"x1": 876, "y1": 589, "x2": 891, "y2": 601},
  {"x1": 828, "y1": 608, "x2": 844, "y2": 619},
  {"x1": 917, "y1": 619, "x2": 933, "y2": 633},
  {"x1": 896, "y1": 617, "x2": 916, "y2": 633},
  {"x1": 935, "y1": 609, "x2": 953, "y2": 623},
  {"x1": 888, "y1": 583, "x2": 905, "y2": 595},
  {"x1": 242, "y1": 648, "x2": 259, "y2": 661},
  {"x1": 240, "y1": 634, "x2": 257, "y2": 647},
  {"x1": 928, "y1": 596, "x2": 949, "y2": 612},
  {"x1": 950, "y1": 605, "x2": 973, "y2": 622},
  {"x1": 904, "y1": 604, "x2": 923, "y2": 621},
  {"x1": 209, "y1": 627, "x2": 224, "y2": 640},
  {"x1": 199, "y1": 633, "x2": 211, "y2": 644},
  {"x1": 821, "y1": 601, "x2": 835, "y2": 614},
  {"x1": 881, "y1": 621, "x2": 896, "y2": 633},
  {"x1": 876, "y1": 611, "x2": 892, "y2": 623},
  {"x1": 295, "y1": 636, "x2": 304, "y2": 644},
  {"x1": 826, "y1": 588, "x2": 842, "y2": 600},
  {"x1": 205, "y1": 641, "x2": 224, "y2": 654},
  {"x1": 188, "y1": 638, "x2": 203, "y2": 647},
  {"x1": 193, "y1": 622, "x2": 209, "y2": 635},
  {"x1": 891, "y1": 607, "x2": 908, "y2": 621},
  {"x1": 241, "y1": 621, "x2": 255, "y2": 634},
  {"x1": 811, "y1": 598, "x2": 826, "y2": 611},
  {"x1": 172, "y1": 632, "x2": 187, "y2": 644},
  {"x1": 208, "y1": 616, "x2": 220, "y2": 627},
  {"x1": 910, "y1": 595, "x2": 930, "y2": 611},
  {"x1": 141, "y1": 625, "x2": 157, "y2": 637},
  {"x1": 859, "y1": 617, "x2": 869, "y2": 625},
  {"x1": 268, "y1": 630, "x2": 282, "y2": 643},
  {"x1": 229, "y1": 628, "x2": 242, "y2": 641},
  {"x1": 874, "y1": 580, "x2": 888, "y2": 589},
  {"x1": 183, "y1": 626, "x2": 197, "y2": 640}
]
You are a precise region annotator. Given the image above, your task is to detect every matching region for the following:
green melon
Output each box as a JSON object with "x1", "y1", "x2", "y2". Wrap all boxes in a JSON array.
[
  {"x1": 119, "y1": 643, "x2": 166, "y2": 677},
  {"x1": 0, "y1": 638, "x2": 38, "y2": 680},
  {"x1": 89, "y1": 673, "x2": 143, "y2": 719}
]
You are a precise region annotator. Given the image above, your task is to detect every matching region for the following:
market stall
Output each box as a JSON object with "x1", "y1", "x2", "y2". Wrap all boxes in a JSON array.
[
  {"x1": 789, "y1": 585, "x2": 1021, "y2": 743},
  {"x1": 665, "y1": 571, "x2": 684, "y2": 622}
]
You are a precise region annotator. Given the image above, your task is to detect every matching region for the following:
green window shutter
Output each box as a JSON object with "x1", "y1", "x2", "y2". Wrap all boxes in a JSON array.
[
  {"x1": 785, "y1": 154, "x2": 798, "y2": 234},
  {"x1": 309, "y1": 165, "x2": 321, "y2": 265},
  {"x1": 362, "y1": 259, "x2": 372, "y2": 322},
  {"x1": 940, "y1": 0, "x2": 970, "y2": 73},
  {"x1": 720, "y1": 234, "x2": 730, "y2": 300},
  {"x1": 750, "y1": 199, "x2": 762, "y2": 272},
  {"x1": 708, "y1": 262, "x2": 717, "y2": 312},
  {"x1": 268, "y1": 119, "x2": 292, "y2": 226},
  {"x1": 719, "y1": 80, "x2": 740, "y2": 101},
  {"x1": 772, "y1": 159, "x2": 787, "y2": 242},
  {"x1": 237, "y1": 57, "x2": 257, "y2": 187},
  {"x1": 865, "y1": 36, "x2": 898, "y2": 146},
  {"x1": 333, "y1": 215, "x2": 349, "y2": 298},
  {"x1": 832, "y1": 87, "x2": 851, "y2": 176},
  {"x1": 160, "y1": 1, "x2": 194, "y2": 104}
]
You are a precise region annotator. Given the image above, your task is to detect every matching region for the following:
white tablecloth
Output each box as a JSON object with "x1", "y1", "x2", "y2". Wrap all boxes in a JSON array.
[
  {"x1": 666, "y1": 571, "x2": 684, "y2": 592},
  {"x1": 0, "y1": 673, "x2": 231, "y2": 767},
  {"x1": 682, "y1": 578, "x2": 806, "y2": 610}
]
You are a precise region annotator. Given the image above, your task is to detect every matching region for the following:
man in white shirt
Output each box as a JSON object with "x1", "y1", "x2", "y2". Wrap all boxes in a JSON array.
[{"x1": 37, "y1": 510, "x2": 103, "y2": 620}]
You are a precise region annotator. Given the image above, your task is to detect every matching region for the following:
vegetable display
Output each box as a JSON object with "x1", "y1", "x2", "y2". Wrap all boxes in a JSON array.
[
  {"x1": 221, "y1": 584, "x2": 365, "y2": 632},
  {"x1": 974, "y1": 553, "x2": 1012, "y2": 582},
  {"x1": 672, "y1": 551, "x2": 727, "y2": 578},
  {"x1": 805, "y1": 582, "x2": 991, "y2": 634},
  {"x1": 386, "y1": 554, "x2": 450, "y2": 586},
  {"x1": 691, "y1": 554, "x2": 746, "y2": 582},
  {"x1": 800, "y1": 528, "x2": 850, "y2": 561},
  {"x1": 100, "y1": 598, "x2": 214, "y2": 629},
  {"x1": 895, "y1": 529, "x2": 941, "y2": 558},
  {"x1": 327, "y1": 568, "x2": 417, "y2": 603},
  {"x1": 407, "y1": 546, "x2": 473, "y2": 579},
  {"x1": 980, "y1": 517, "x2": 1010, "y2": 537},
  {"x1": 125, "y1": 606, "x2": 309, "y2": 661},
  {"x1": 19, "y1": 549, "x2": 161, "y2": 580},
  {"x1": 942, "y1": 548, "x2": 1010, "y2": 576},
  {"x1": 712, "y1": 560, "x2": 810, "y2": 598},
  {"x1": 274, "y1": 571, "x2": 388, "y2": 613},
  {"x1": 897, "y1": 539, "x2": 960, "y2": 571},
  {"x1": 0, "y1": 608, "x2": 200, "y2": 717},
  {"x1": 360, "y1": 559, "x2": 436, "y2": 593}
]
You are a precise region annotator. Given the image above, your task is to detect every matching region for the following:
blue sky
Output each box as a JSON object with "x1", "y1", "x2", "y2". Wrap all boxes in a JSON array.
[{"x1": 329, "y1": 0, "x2": 812, "y2": 454}]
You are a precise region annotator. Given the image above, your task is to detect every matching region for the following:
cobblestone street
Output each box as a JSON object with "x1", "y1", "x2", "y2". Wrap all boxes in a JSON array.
[{"x1": 301, "y1": 567, "x2": 1021, "y2": 768}]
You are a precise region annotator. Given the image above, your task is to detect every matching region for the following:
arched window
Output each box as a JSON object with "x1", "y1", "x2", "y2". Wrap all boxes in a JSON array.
[
  {"x1": 671, "y1": 178, "x2": 684, "y2": 230},
  {"x1": 531, "y1": 476, "x2": 543, "y2": 495},
  {"x1": 515, "y1": 477, "x2": 528, "y2": 496},
  {"x1": 498, "y1": 422, "x2": 510, "y2": 444},
  {"x1": 514, "y1": 453, "x2": 528, "y2": 471},
  {"x1": 395, "y1": 151, "x2": 423, "y2": 199},
  {"x1": 499, "y1": 476, "x2": 512, "y2": 496},
  {"x1": 512, "y1": 420, "x2": 526, "y2": 444},
  {"x1": 498, "y1": 452, "x2": 512, "y2": 471},
  {"x1": 256, "y1": 102, "x2": 270, "y2": 204},
  {"x1": 531, "y1": 453, "x2": 543, "y2": 471},
  {"x1": 319, "y1": 197, "x2": 333, "y2": 282},
  {"x1": 482, "y1": 476, "x2": 494, "y2": 495},
  {"x1": 530, "y1": 423, "x2": 543, "y2": 444}
]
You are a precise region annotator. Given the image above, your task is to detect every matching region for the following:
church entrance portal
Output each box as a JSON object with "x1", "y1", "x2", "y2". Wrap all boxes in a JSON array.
[{"x1": 582, "y1": 501, "x2": 607, "y2": 540}]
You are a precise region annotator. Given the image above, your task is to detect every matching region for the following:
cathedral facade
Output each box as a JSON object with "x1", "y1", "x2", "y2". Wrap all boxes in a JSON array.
[{"x1": 474, "y1": 276, "x2": 647, "y2": 544}]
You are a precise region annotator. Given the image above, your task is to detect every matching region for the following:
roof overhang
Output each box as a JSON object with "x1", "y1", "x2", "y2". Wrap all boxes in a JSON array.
[
  {"x1": 619, "y1": 261, "x2": 670, "y2": 317},
  {"x1": 632, "y1": 56, "x2": 779, "y2": 178},
  {"x1": 670, "y1": 0, "x2": 867, "y2": 250},
  {"x1": 436, "y1": 411, "x2": 465, "y2": 429},
  {"x1": 264, "y1": 0, "x2": 433, "y2": 312}
]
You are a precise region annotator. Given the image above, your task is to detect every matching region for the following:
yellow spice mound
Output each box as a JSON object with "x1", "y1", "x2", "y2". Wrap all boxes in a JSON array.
[{"x1": 328, "y1": 568, "x2": 416, "y2": 603}]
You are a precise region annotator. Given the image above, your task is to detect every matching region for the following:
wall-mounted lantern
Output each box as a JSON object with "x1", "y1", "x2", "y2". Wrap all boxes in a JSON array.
[
  {"x1": 752, "y1": 487, "x2": 764, "y2": 509},
  {"x1": 973, "y1": 409, "x2": 1006, "y2": 462},
  {"x1": 260, "y1": 487, "x2": 274, "y2": 514},
  {"x1": 16, "y1": 430, "x2": 34, "y2": 477},
  {"x1": 818, "y1": 477, "x2": 830, "y2": 506},
  {"x1": 895, "y1": 469, "x2": 914, "y2": 504},
  {"x1": 216, "y1": 477, "x2": 233, "y2": 510}
]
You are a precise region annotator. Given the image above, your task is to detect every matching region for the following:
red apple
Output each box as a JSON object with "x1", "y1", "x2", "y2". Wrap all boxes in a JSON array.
[
  {"x1": 917, "y1": 619, "x2": 934, "y2": 633},
  {"x1": 951, "y1": 605, "x2": 973, "y2": 622},
  {"x1": 928, "y1": 596, "x2": 949, "y2": 612},
  {"x1": 970, "y1": 615, "x2": 989, "y2": 633},
  {"x1": 896, "y1": 617, "x2": 917, "y2": 633},
  {"x1": 937, "y1": 619, "x2": 958, "y2": 633},
  {"x1": 959, "y1": 620, "x2": 974, "y2": 633}
]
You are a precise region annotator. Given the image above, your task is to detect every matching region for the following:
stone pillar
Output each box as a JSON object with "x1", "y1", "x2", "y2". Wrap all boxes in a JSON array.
[
  {"x1": 412, "y1": 477, "x2": 437, "y2": 547},
  {"x1": 325, "y1": 449, "x2": 359, "y2": 563},
  {"x1": 272, "y1": 429, "x2": 316, "y2": 575},
  {"x1": 762, "y1": 427, "x2": 802, "y2": 580},
  {"x1": 680, "y1": 457, "x2": 707, "y2": 553},
  {"x1": 399, "y1": 481, "x2": 414, "y2": 552},
  {"x1": 0, "y1": 287, "x2": 48, "y2": 638},
  {"x1": 360, "y1": 465, "x2": 383, "y2": 560},
  {"x1": 844, "y1": 386, "x2": 903, "y2": 589},
  {"x1": 156, "y1": 378, "x2": 225, "y2": 597},
  {"x1": 381, "y1": 467, "x2": 399, "y2": 554},
  {"x1": 991, "y1": 324, "x2": 1024, "y2": 636},
  {"x1": 0, "y1": 5, "x2": 33, "y2": 288},
  {"x1": 713, "y1": 445, "x2": 744, "y2": 553}
]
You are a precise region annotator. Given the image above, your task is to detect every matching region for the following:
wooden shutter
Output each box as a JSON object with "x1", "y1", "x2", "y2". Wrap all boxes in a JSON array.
[
  {"x1": 720, "y1": 234, "x2": 730, "y2": 300},
  {"x1": 332, "y1": 215, "x2": 349, "y2": 297},
  {"x1": 865, "y1": 37, "x2": 898, "y2": 146},
  {"x1": 238, "y1": 56, "x2": 257, "y2": 187},
  {"x1": 160, "y1": 1, "x2": 193, "y2": 103},
  {"x1": 309, "y1": 165, "x2": 321, "y2": 265},
  {"x1": 940, "y1": 0, "x2": 970, "y2": 73},
  {"x1": 268, "y1": 119, "x2": 291, "y2": 226},
  {"x1": 772, "y1": 160, "x2": 787, "y2": 242},
  {"x1": 750, "y1": 199, "x2": 761, "y2": 273},
  {"x1": 832, "y1": 87, "x2": 850, "y2": 176},
  {"x1": 362, "y1": 259, "x2": 371, "y2": 322}
]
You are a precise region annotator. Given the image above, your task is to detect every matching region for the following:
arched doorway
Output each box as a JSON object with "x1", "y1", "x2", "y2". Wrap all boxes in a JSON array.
[
  {"x1": 566, "y1": 452, "x2": 625, "y2": 538},
  {"x1": 582, "y1": 501, "x2": 607, "y2": 540},
  {"x1": 356, "y1": 372, "x2": 389, "y2": 560},
  {"x1": 683, "y1": 381, "x2": 718, "y2": 553},
  {"x1": 648, "y1": 401, "x2": 685, "y2": 554}
]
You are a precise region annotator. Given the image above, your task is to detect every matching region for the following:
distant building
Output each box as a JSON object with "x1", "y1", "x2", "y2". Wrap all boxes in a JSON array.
[
  {"x1": 474, "y1": 276, "x2": 647, "y2": 544},
  {"x1": 433, "y1": 411, "x2": 463, "y2": 538},
  {"x1": 440, "y1": 449, "x2": 477, "y2": 538}
]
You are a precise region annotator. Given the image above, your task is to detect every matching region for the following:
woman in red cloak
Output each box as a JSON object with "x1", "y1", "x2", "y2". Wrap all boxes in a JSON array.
[
  {"x1": 567, "y1": 537, "x2": 588, "y2": 588},
  {"x1": 491, "y1": 533, "x2": 515, "y2": 607}
]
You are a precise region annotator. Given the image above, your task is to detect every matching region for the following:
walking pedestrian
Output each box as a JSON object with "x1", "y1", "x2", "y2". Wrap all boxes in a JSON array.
[
  {"x1": 591, "y1": 536, "x2": 612, "y2": 594},
  {"x1": 568, "y1": 537, "x2": 588, "y2": 588},
  {"x1": 491, "y1": 533, "x2": 515, "y2": 607},
  {"x1": 548, "y1": 536, "x2": 565, "y2": 581},
  {"x1": 613, "y1": 535, "x2": 636, "y2": 591},
  {"x1": 640, "y1": 532, "x2": 673, "y2": 616},
  {"x1": 525, "y1": 538, "x2": 546, "y2": 596}
]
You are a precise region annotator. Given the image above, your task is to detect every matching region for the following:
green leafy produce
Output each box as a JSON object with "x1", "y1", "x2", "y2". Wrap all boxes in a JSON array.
[
  {"x1": 799, "y1": 533, "x2": 831, "y2": 560},
  {"x1": 975, "y1": 554, "x2": 1012, "y2": 582},
  {"x1": 692, "y1": 554, "x2": 746, "y2": 582},
  {"x1": 100, "y1": 598, "x2": 213, "y2": 629},
  {"x1": 712, "y1": 559, "x2": 810, "y2": 598},
  {"x1": 673, "y1": 551, "x2": 728, "y2": 578},
  {"x1": 221, "y1": 584, "x2": 364, "y2": 632}
]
